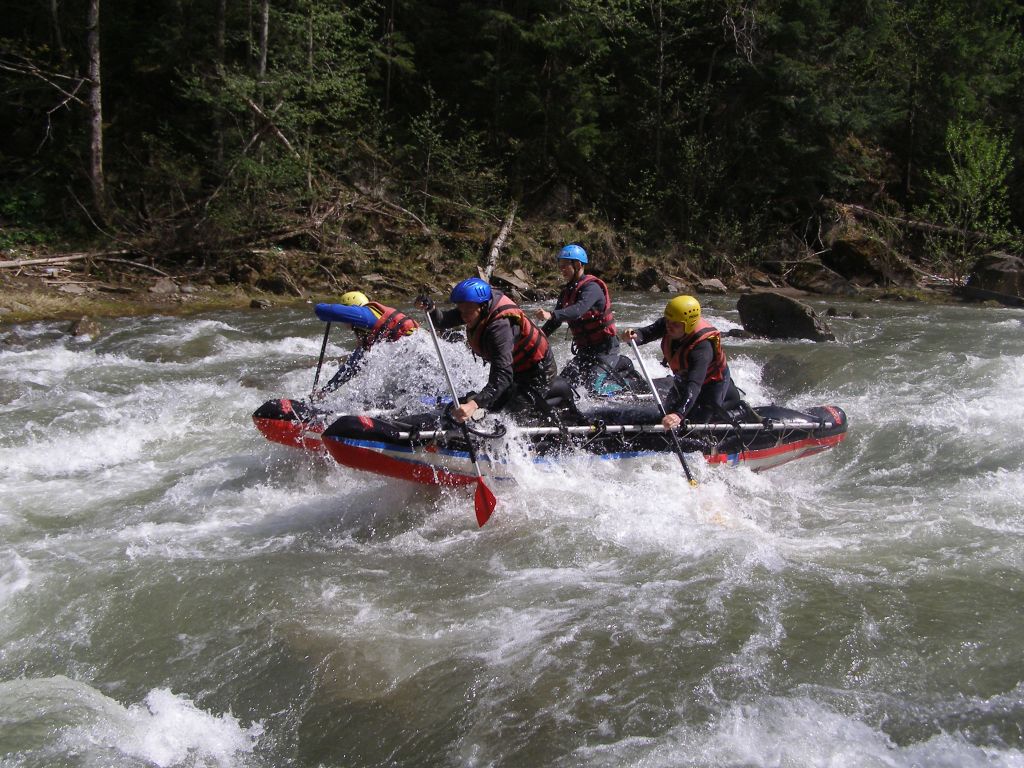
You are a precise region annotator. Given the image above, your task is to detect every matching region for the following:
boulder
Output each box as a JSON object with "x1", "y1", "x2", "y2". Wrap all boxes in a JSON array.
[
  {"x1": 736, "y1": 291, "x2": 835, "y2": 342},
  {"x1": 966, "y1": 252, "x2": 1024, "y2": 297},
  {"x1": 747, "y1": 270, "x2": 779, "y2": 288},
  {"x1": 697, "y1": 277, "x2": 728, "y2": 294},
  {"x1": 149, "y1": 277, "x2": 179, "y2": 294},
  {"x1": 69, "y1": 315, "x2": 102, "y2": 338},
  {"x1": 635, "y1": 266, "x2": 661, "y2": 290},
  {"x1": 823, "y1": 235, "x2": 917, "y2": 287},
  {"x1": 490, "y1": 269, "x2": 531, "y2": 293},
  {"x1": 250, "y1": 298, "x2": 272, "y2": 309},
  {"x1": 725, "y1": 328, "x2": 755, "y2": 340},
  {"x1": 785, "y1": 261, "x2": 857, "y2": 296},
  {"x1": 664, "y1": 274, "x2": 692, "y2": 294},
  {"x1": 256, "y1": 276, "x2": 292, "y2": 295},
  {"x1": 512, "y1": 268, "x2": 532, "y2": 285}
]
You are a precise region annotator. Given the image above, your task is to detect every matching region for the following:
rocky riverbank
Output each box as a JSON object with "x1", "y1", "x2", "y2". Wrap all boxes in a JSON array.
[{"x1": 4, "y1": 205, "x2": 1017, "y2": 334}]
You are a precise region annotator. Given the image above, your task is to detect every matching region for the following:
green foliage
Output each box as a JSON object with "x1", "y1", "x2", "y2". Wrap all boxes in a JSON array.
[
  {"x1": 401, "y1": 86, "x2": 505, "y2": 223},
  {"x1": 919, "y1": 118, "x2": 1017, "y2": 283},
  {"x1": 0, "y1": 189, "x2": 59, "y2": 248},
  {"x1": 1, "y1": 0, "x2": 1023, "y2": 262}
]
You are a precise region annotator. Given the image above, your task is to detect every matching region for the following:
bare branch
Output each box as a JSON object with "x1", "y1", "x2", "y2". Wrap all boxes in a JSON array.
[{"x1": 245, "y1": 97, "x2": 302, "y2": 160}]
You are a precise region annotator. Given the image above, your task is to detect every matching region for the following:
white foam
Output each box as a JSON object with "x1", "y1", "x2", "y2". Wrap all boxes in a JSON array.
[
  {"x1": 574, "y1": 694, "x2": 1024, "y2": 767},
  {"x1": 0, "y1": 677, "x2": 262, "y2": 768},
  {"x1": 0, "y1": 548, "x2": 30, "y2": 606}
]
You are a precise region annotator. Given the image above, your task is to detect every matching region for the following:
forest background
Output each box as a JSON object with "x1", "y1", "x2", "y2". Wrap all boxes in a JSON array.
[{"x1": 2, "y1": 0, "x2": 1023, "y2": 310}]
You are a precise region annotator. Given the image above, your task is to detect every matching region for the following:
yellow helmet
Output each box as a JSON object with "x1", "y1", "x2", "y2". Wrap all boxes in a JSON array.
[
  {"x1": 664, "y1": 295, "x2": 701, "y2": 333},
  {"x1": 340, "y1": 290, "x2": 369, "y2": 307}
]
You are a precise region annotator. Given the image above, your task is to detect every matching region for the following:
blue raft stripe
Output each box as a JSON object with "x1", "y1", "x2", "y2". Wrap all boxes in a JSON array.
[
  {"x1": 334, "y1": 436, "x2": 661, "y2": 465},
  {"x1": 337, "y1": 437, "x2": 496, "y2": 464}
]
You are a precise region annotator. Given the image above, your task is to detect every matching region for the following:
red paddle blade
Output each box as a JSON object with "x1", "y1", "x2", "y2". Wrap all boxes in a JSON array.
[{"x1": 474, "y1": 479, "x2": 497, "y2": 527}]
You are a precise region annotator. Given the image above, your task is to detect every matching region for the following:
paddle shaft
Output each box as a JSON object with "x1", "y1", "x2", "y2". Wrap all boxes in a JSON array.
[
  {"x1": 423, "y1": 311, "x2": 487, "y2": 478},
  {"x1": 629, "y1": 338, "x2": 697, "y2": 486},
  {"x1": 311, "y1": 322, "x2": 332, "y2": 395}
]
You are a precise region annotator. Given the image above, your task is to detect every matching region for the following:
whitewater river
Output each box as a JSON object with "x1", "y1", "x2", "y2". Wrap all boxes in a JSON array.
[{"x1": 2, "y1": 292, "x2": 1023, "y2": 767}]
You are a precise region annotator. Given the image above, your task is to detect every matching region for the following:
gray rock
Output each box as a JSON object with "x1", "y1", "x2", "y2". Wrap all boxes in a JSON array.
[
  {"x1": 697, "y1": 277, "x2": 728, "y2": 294},
  {"x1": 823, "y1": 235, "x2": 917, "y2": 287},
  {"x1": 785, "y1": 261, "x2": 857, "y2": 296},
  {"x1": 149, "y1": 277, "x2": 179, "y2": 294},
  {"x1": 636, "y1": 266, "x2": 661, "y2": 290},
  {"x1": 490, "y1": 269, "x2": 531, "y2": 292},
  {"x1": 737, "y1": 291, "x2": 836, "y2": 342},
  {"x1": 69, "y1": 315, "x2": 102, "y2": 338},
  {"x1": 663, "y1": 275, "x2": 690, "y2": 293},
  {"x1": 967, "y1": 252, "x2": 1024, "y2": 297}
]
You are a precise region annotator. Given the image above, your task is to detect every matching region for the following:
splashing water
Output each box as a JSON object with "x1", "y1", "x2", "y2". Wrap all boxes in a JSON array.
[{"x1": 2, "y1": 296, "x2": 1023, "y2": 767}]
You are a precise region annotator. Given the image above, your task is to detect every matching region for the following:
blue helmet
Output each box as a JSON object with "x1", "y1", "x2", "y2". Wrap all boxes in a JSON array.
[
  {"x1": 450, "y1": 277, "x2": 492, "y2": 304},
  {"x1": 558, "y1": 244, "x2": 588, "y2": 264}
]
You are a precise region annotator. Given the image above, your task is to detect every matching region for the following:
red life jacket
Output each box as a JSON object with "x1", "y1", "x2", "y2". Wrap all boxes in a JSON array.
[
  {"x1": 361, "y1": 302, "x2": 419, "y2": 350},
  {"x1": 468, "y1": 293, "x2": 550, "y2": 374},
  {"x1": 660, "y1": 319, "x2": 727, "y2": 383},
  {"x1": 557, "y1": 274, "x2": 616, "y2": 347}
]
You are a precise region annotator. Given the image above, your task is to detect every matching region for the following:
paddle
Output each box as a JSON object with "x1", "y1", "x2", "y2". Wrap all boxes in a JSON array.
[
  {"x1": 628, "y1": 337, "x2": 698, "y2": 487},
  {"x1": 422, "y1": 305, "x2": 497, "y2": 527},
  {"x1": 310, "y1": 321, "x2": 332, "y2": 398}
]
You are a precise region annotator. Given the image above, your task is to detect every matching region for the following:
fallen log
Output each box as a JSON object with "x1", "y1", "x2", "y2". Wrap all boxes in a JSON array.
[
  {"x1": 0, "y1": 249, "x2": 134, "y2": 269},
  {"x1": 482, "y1": 202, "x2": 518, "y2": 281}
]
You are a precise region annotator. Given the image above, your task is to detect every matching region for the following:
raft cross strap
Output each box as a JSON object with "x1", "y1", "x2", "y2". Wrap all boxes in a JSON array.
[{"x1": 389, "y1": 418, "x2": 832, "y2": 441}]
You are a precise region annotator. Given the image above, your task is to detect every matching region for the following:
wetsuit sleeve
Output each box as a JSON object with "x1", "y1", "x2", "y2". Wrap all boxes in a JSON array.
[
  {"x1": 429, "y1": 307, "x2": 464, "y2": 331},
  {"x1": 472, "y1": 319, "x2": 515, "y2": 409},
  {"x1": 550, "y1": 281, "x2": 604, "y2": 324},
  {"x1": 540, "y1": 315, "x2": 561, "y2": 337},
  {"x1": 320, "y1": 345, "x2": 366, "y2": 393},
  {"x1": 634, "y1": 317, "x2": 667, "y2": 345},
  {"x1": 665, "y1": 340, "x2": 713, "y2": 419}
]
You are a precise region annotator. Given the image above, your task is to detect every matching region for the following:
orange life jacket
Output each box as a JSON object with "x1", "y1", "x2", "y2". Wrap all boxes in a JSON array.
[
  {"x1": 361, "y1": 302, "x2": 418, "y2": 349},
  {"x1": 556, "y1": 274, "x2": 616, "y2": 347},
  {"x1": 468, "y1": 293, "x2": 550, "y2": 374},
  {"x1": 660, "y1": 319, "x2": 727, "y2": 383}
]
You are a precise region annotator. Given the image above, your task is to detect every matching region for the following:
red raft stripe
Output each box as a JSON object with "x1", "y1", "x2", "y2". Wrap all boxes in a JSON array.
[
  {"x1": 704, "y1": 433, "x2": 846, "y2": 466},
  {"x1": 323, "y1": 436, "x2": 477, "y2": 487},
  {"x1": 252, "y1": 417, "x2": 326, "y2": 452}
]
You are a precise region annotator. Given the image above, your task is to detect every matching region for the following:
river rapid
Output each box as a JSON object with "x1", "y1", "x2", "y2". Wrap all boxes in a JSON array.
[{"x1": 1, "y1": 293, "x2": 1023, "y2": 768}]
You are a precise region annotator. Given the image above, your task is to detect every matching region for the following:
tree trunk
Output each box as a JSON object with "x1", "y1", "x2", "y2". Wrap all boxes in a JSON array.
[
  {"x1": 86, "y1": 0, "x2": 105, "y2": 217},
  {"x1": 901, "y1": 61, "x2": 918, "y2": 204},
  {"x1": 653, "y1": 0, "x2": 664, "y2": 175},
  {"x1": 384, "y1": 0, "x2": 396, "y2": 114},
  {"x1": 255, "y1": 0, "x2": 269, "y2": 166},
  {"x1": 216, "y1": 0, "x2": 227, "y2": 164},
  {"x1": 306, "y1": 5, "x2": 314, "y2": 192},
  {"x1": 50, "y1": 0, "x2": 64, "y2": 51},
  {"x1": 258, "y1": 0, "x2": 269, "y2": 79}
]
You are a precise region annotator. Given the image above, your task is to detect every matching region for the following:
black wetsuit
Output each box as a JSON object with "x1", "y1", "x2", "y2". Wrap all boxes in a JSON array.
[
  {"x1": 541, "y1": 278, "x2": 634, "y2": 391},
  {"x1": 430, "y1": 294, "x2": 556, "y2": 414},
  {"x1": 635, "y1": 317, "x2": 738, "y2": 420}
]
